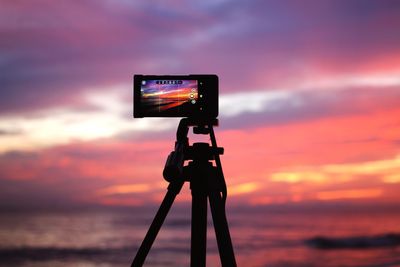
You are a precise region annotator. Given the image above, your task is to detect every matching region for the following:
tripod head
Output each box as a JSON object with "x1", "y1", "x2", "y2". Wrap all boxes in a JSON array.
[{"x1": 163, "y1": 118, "x2": 223, "y2": 182}]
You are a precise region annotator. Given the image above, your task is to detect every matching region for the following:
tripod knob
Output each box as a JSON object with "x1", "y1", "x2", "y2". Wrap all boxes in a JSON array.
[{"x1": 215, "y1": 147, "x2": 224, "y2": 155}]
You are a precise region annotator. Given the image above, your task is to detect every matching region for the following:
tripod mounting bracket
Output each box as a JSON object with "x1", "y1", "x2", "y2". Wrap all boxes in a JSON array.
[{"x1": 164, "y1": 118, "x2": 221, "y2": 182}]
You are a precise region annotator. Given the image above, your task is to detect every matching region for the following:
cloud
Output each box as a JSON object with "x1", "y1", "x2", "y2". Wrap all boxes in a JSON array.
[
  {"x1": 1, "y1": 74, "x2": 400, "y2": 153},
  {"x1": 96, "y1": 182, "x2": 164, "y2": 196},
  {"x1": 221, "y1": 84, "x2": 400, "y2": 129},
  {"x1": 1, "y1": 0, "x2": 400, "y2": 208},
  {"x1": 229, "y1": 182, "x2": 259, "y2": 196},
  {"x1": 0, "y1": 129, "x2": 21, "y2": 135},
  {"x1": 1, "y1": 0, "x2": 400, "y2": 114},
  {"x1": 316, "y1": 188, "x2": 383, "y2": 201},
  {"x1": 1, "y1": 108, "x2": 399, "y2": 208},
  {"x1": 268, "y1": 154, "x2": 400, "y2": 185},
  {"x1": 0, "y1": 87, "x2": 176, "y2": 152},
  {"x1": 0, "y1": 139, "x2": 172, "y2": 207}
]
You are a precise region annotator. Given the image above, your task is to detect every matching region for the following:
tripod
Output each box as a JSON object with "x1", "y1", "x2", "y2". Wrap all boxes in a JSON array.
[{"x1": 131, "y1": 118, "x2": 237, "y2": 267}]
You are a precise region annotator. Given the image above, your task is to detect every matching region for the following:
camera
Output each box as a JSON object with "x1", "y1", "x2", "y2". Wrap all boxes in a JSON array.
[{"x1": 133, "y1": 74, "x2": 218, "y2": 118}]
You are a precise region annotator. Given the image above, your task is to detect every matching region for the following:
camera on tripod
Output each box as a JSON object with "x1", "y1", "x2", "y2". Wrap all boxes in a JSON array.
[{"x1": 131, "y1": 74, "x2": 236, "y2": 267}]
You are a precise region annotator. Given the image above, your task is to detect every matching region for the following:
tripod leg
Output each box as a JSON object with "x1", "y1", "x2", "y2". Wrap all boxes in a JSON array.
[
  {"x1": 208, "y1": 191, "x2": 237, "y2": 267},
  {"x1": 190, "y1": 187, "x2": 208, "y2": 267},
  {"x1": 131, "y1": 180, "x2": 184, "y2": 267}
]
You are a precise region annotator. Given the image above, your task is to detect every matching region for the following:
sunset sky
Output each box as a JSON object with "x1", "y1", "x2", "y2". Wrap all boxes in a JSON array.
[{"x1": 1, "y1": 0, "x2": 400, "y2": 209}]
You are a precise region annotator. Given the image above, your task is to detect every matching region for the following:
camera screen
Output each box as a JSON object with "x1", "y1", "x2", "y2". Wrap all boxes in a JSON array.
[
  {"x1": 140, "y1": 80, "x2": 198, "y2": 114},
  {"x1": 134, "y1": 74, "x2": 218, "y2": 118}
]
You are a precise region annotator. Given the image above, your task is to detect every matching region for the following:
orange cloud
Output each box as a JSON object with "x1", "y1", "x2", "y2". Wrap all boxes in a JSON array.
[
  {"x1": 229, "y1": 182, "x2": 259, "y2": 196},
  {"x1": 270, "y1": 171, "x2": 329, "y2": 184},
  {"x1": 316, "y1": 188, "x2": 383, "y2": 201},
  {"x1": 383, "y1": 174, "x2": 400, "y2": 184},
  {"x1": 96, "y1": 183, "x2": 163, "y2": 196},
  {"x1": 267, "y1": 154, "x2": 400, "y2": 186}
]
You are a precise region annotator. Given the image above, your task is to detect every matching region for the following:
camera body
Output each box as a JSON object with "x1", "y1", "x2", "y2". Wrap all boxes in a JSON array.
[{"x1": 133, "y1": 74, "x2": 218, "y2": 118}]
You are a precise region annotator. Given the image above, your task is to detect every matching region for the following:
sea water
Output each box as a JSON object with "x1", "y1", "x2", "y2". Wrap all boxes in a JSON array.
[{"x1": 0, "y1": 204, "x2": 400, "y2": 267}]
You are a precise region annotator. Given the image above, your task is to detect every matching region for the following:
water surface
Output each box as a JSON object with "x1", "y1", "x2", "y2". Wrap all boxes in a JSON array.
[{"x1": 1, "y1": 205, "x2": 400, "y2": 266}]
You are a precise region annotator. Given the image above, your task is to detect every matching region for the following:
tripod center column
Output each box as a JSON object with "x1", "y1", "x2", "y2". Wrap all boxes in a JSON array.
[{"x1": 187, "y1": 142, "x2": 214, "y2": 267}]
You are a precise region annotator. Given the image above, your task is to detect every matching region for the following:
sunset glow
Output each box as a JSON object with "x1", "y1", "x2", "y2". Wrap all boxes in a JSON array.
[{"x1": 1, "y1": 0, "x2": 400, "y2": 210}]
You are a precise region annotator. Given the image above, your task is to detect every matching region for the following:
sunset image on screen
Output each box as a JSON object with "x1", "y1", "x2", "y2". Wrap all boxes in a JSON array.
[{"x1": 141, "y1": 80, "x2": 198, "y2": 113}]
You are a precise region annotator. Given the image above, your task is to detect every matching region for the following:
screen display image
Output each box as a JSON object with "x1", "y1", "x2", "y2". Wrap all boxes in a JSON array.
[{"x1": 140, "y1": 80, "x2": 198, "y2": 114}]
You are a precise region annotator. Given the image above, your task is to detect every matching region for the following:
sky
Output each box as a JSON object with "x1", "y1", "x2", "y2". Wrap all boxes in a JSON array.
[{"x1": 1, "y1": 0, "x2": 400, "y2": 209}]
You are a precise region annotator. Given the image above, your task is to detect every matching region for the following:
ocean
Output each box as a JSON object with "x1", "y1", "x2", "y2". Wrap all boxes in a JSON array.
[{"x1": 1, "y1": 204, "x2": 400, "y2": 267}]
